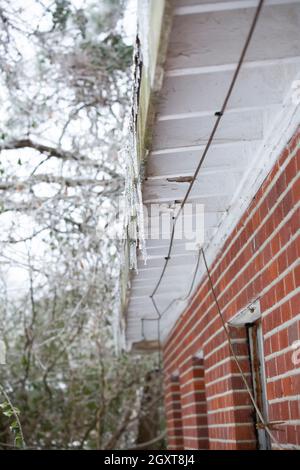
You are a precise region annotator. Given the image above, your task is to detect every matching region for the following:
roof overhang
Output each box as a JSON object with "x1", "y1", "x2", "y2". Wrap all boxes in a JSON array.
[{"x1": 126, "y1": 0, "x2": 300, "y2": 351}]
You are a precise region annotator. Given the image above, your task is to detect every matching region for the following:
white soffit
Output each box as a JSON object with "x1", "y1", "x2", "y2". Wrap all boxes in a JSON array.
[{"x1": 126, "y1": 0, "x2": 300, "y2": 350}]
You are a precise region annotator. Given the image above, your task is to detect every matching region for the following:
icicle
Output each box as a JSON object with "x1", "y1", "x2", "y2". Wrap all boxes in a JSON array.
[{"x1": 120, "y1": 32, "x2": 147, "y2": 271}]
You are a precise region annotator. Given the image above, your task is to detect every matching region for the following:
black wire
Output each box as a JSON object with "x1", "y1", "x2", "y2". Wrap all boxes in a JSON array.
[
  {"x1": 139, "y1": 0, "x2": 265, "y2": 375},
  {"x1": 141, "y1": 248, "x2": 202, "y2": 368},
  {"x1": 201, "y1": 248, "x2": 284, "y2": 449},
  {"x1": 149, "y1": 0, "x2": 265, "y2": 300}
]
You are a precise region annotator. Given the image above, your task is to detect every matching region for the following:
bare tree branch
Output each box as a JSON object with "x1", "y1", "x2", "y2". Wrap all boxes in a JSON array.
[
  {"x1": 0, "y1": 173, "x2": 124, "y2": 191},
  {"x1": 0, "y1": 138, "x2": 121, "y2": 179}
]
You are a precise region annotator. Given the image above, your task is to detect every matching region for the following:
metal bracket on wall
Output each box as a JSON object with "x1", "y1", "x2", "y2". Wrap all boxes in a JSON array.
[{"x1": 228, "y1": 299, "x2": 261, "y2": 327}]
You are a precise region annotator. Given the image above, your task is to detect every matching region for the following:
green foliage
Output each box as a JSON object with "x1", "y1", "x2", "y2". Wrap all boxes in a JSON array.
[
  {"x1": 80, "y1": 34, "x2": 133, "y2": 72},
  {"x1": 0, "y1": 399, "x2": 24, "y2": 448},
  {"x1": 52, "y1": 0, "x2": 72, "y2": 31}
]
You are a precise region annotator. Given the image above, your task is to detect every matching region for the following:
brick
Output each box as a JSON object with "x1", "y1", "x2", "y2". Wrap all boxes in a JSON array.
[{"x1": 163, "y1": 130, "x2": 300, "y2": 450}]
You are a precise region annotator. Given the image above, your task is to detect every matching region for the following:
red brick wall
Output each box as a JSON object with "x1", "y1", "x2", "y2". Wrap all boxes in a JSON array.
[
  {"x1": 163, "y1": 128, "x2": 300, "y2": 450},
  {"x1": 165, "y1": 375, "x2": 184, "y2": 449}
]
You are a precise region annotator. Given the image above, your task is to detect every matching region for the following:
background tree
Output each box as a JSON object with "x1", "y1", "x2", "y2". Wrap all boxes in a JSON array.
[{"x1": 0, "y1": 0, "x2": 163, "y2": 449}]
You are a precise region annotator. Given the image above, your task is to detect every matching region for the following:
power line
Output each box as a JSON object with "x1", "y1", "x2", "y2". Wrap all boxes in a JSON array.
[
  {"x1": 141, "y1": 247, "x2": 202, "y2": 340},
  {"x1": 144, "y1": 0, "x2": 265, "y2": 356},
  {"x1": 201, "y1": 248, "x2": 284, "y2": 450},
  {"x1": 137, "y1": 0, "x2": 288, "y2": 450},
  {"x1": 149, "y1": 0, "x2": 265, "y2": 300}
]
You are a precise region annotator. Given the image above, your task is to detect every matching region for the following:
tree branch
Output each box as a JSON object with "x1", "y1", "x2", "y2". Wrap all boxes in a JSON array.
[
  {"x1": 0, "y1": 173, "x2": 124, "y2": 191},
  {"x1": 126, "y1": 431, "x2": 166, "y2": 450},
  {"x1": 0, "y1": 138, "x2": 121, "y2": 179}
]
